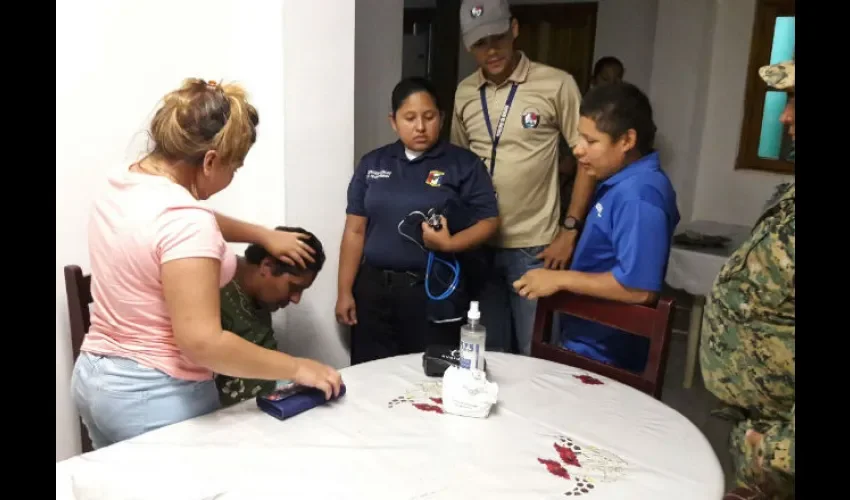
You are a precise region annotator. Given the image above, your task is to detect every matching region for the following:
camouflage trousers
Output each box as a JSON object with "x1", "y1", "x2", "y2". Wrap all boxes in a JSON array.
[{"x1": 730, "y1": 422, "x2": 794, "y2": 499}]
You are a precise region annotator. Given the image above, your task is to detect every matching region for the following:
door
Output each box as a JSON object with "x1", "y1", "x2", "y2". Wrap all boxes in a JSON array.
[{"x1": 511, "y1": 3, "x2": 598, "y2": 92}]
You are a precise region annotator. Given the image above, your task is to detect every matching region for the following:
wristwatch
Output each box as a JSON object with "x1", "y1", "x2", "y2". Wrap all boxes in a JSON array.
[{"x1": 562, "y1": 215, "x2": 583, "y2": 232}]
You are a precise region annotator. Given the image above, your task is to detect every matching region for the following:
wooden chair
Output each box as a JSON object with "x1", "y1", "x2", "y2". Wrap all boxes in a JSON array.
[
  {"x1": 531, "y1": 292, "x2": 675, "y2": 400},
  {"x1": 63, "y1": 265, "x2": 94, "y2": 453}
]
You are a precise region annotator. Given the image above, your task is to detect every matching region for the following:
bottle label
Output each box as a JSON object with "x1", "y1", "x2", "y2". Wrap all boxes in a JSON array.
[{"x1": 460, "y1": 340, "x2": 479, "y2": 369}]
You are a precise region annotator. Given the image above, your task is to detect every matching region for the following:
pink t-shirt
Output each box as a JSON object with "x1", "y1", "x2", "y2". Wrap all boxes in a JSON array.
[{"x1": 80, "y1": 168, "x2": 237, "y2": 381}]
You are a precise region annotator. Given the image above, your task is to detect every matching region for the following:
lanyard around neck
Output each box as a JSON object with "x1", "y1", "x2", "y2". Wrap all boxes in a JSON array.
[{"x1": 479, "y1": 82, "x2": 519, "y2": 177}]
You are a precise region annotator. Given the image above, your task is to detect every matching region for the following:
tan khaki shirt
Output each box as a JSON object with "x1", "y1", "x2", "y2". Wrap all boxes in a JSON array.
[{"x1": 451, "y1": 52, "x2": 582, "y2": 249}]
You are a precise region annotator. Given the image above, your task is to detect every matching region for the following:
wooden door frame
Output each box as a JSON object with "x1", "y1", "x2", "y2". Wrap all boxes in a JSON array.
[
  {"x1": 403, "y1": 1, "x2": 460, "y2": 141},
  {"x1": 510, "y1": 2, "x2": 598, "y2": 92},
  {"x1": 404, "y1": 1, "x2": 598, "y2": 137}
]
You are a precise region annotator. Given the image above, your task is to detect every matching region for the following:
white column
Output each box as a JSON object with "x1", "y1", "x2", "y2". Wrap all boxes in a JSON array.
[{"x1": 276, "y1": 0, "x2": 358, "y2": 369}]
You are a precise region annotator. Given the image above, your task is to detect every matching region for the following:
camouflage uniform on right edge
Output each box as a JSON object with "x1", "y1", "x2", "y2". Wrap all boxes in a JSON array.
[
  {"x1": 700, "y1": 183, "x2": 795, "y2": 499},
  {"x1": 700, "y1": 58, "x2": 795, "y2": 499}
]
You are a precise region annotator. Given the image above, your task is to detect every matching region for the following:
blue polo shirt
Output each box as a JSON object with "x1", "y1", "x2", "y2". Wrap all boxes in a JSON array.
[
  {"x1": 346, "y1": 140, "x2": 499, "y2": 272},
  {"x1": 560, "y1": 151, "x2": 679, "y2": 372}
]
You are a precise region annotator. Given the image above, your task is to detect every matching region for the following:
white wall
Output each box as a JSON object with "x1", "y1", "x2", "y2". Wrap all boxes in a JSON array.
[
  {"x1": 690, "y1": 0, "x2": 794, "y2": 225},
  {"x1": 56, "y1": 0, "x2": 355, "y2": 461},
  {"x1": 646, "y1": 0, "x2": 717, "y2": 224},
  {"x1": 648, "y1": 0, "x2": 793, "y2": 227},
  {"x1": 593, "y1": 0, "x2": 658, "y2": 93},
  {"x1": 277, "y1": 0, "x2": 355, "y2": 370},
  {"x1": 354, "y1": 0, "x2": 404, "y2": 162}
]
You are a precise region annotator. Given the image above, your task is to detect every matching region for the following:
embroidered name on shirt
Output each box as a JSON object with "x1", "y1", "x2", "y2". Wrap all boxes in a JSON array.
[{"x1": 367, "y1": 169, "x2": 392, "y2": 180}]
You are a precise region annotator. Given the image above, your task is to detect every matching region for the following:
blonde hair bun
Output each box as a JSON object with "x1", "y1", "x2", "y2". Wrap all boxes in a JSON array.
[{"x1": 148, "y1": 78, "x2": 259, "y2": 166}]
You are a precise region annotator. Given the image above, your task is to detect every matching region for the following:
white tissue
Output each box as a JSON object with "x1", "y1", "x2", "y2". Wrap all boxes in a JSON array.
[{"x1": 441, "y1": 365, "x2": 499, "y2": 418}]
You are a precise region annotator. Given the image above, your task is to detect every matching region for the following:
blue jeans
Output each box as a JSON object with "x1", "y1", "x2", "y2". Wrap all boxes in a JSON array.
[
  {"x1": 70, "y1": 352, "x2": 221, "y2": 449},
  {"x1": 476, "y1": 245, "x2": 546, "y2": 355}
]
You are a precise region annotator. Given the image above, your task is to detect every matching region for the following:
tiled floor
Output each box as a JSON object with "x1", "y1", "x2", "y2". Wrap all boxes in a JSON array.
[{"x1": 660, "y1": 331, "x2": 736, "y2": 491}]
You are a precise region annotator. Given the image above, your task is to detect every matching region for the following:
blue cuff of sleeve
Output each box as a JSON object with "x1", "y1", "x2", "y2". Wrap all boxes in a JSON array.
[{"x1": 612, "y1": 267, "x2": 662, "y2": 293}]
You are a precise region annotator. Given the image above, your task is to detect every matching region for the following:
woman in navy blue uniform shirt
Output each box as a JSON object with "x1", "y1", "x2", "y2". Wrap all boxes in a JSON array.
[{"x1": 336, "y1": 77, "x2": 500, "y2": 365}]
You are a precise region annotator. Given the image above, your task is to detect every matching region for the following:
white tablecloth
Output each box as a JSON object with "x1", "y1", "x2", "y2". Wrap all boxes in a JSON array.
[
  {"x1": 666, "y1": 220, "x2": 751, "y2": 296},
  {"x1": 56, "y1": 353, "x2": 723, "y2": 500}
]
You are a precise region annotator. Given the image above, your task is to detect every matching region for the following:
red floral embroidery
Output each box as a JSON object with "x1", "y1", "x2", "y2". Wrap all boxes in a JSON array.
[
  {"x1": 554, "y1": 443, "x2": 581, "y2": 467},
  {"x1": 412, "y1": 403, "x2": 444, "y2": 414},
  {"x1": 387, "y1": 390, "x2": 445, "y2": 414},
  {"x1": 538, "y1": 436, "x2": 625, "y2": 496},
  {"x1": 538, "y1": 458, "x2": 570, "y2": 479},
  {"x1": 573, "y1": 374, "x2": 603, "y2": 385}
]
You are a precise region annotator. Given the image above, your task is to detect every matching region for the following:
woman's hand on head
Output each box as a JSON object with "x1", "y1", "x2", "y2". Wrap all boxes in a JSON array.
[
  {"x1": 293, "y1": 358, "x2": 343, "y2": 400},
  {"x1": 421, "y1": 216, "x2": 455, "y2": 252},
  {"x1": 261, "y1": 229, "x2": 316, "y2": 268}
]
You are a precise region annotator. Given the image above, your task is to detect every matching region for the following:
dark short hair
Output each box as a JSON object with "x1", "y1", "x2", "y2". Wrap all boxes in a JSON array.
[
  {"x1": 580, "y1": 82, "x2": 656, "y2": 156},
  {"x1": 592, "y1": 56, "x2": 624, "y2": 80},
  {"x1": 244, "y1": 226, "x2": 325, "y2": 277},
  {"x1": 391, "y1": 77, "x2": 442, "y2": 115}
]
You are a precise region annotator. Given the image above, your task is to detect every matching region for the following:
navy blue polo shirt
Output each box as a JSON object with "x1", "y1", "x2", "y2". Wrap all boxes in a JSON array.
[
  {"x1": 346, "y1": 140, "x2": 499, "y2": 272},
  {"x1": 560, "y1": 151, "x2": 680, "y2": 372}
]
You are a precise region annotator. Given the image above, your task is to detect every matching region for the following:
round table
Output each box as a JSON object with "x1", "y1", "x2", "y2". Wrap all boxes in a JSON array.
[{"x1": 56, "y1": 353, "x2": 724, "y2": 500}]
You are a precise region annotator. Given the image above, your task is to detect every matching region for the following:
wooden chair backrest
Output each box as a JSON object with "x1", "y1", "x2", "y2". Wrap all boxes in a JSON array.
[
  {"x1": 63, "y1": 265, "x2": 94, "y2": 453},
  {"x1": 531, "y1": 292, "x2": 675, "y2": 399}
]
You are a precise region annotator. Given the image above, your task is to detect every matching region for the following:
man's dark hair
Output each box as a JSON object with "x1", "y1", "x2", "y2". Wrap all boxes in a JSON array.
[
  {"x1": 592, "y1": 56, "x2": 624, "y2": 81},
  {"x1": 580, "y1": 82, "x2": 657, "y2": 157},
  {"x1": 244, "y1": 226, "x2": 325, "y2": 277}
]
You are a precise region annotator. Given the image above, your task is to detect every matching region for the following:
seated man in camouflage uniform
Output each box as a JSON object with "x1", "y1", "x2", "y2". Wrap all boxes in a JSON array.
[
  {"x1": 700, "y1": 60, "x2": 795, "y2": 499},
  {"x1": 215, "y1": 226, "x2": 326, "y2": 406}
]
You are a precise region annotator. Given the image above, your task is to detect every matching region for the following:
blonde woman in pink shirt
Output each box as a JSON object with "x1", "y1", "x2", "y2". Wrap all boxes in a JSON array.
[{"x1": 71, "y1": 78, "x2": 343, "y2": 449}]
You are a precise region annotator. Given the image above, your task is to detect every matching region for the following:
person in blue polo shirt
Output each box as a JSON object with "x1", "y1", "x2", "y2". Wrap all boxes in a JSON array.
[
  {"x1": 513, "y1": 82, "x2": 679, "y2": 372},
  {"x1": 336, "y1": 77, "x2": 500, "y2": 365}
]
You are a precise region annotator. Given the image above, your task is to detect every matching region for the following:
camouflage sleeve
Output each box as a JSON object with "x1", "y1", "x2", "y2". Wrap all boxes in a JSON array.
[
  {"x1": 781, "y1": 218, "x2": 795, "y2": 284},
  {"x1": 220, "y1": 295, "x2": 277, "y2": 349},
  {"x1": 220, "y1": 305, "x2": 236, "y2": 334},
  {"x1": 757, "y1": 214, "x2": 794, "y2": 302},
  {"x1": 759, "y1": 404, "x2": 795, "y2": 476},
  {"x1": 216, "y1": 297, "x2": 279, "y2": 406},
  {"x1": 226, "y1": 311, "x2": 277, "y2": 349}
]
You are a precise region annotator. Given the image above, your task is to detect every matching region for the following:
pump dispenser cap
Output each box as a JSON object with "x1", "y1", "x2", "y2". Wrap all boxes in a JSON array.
[{"x1": 468, "y1": 301, "x2": 481, "y2": 320}]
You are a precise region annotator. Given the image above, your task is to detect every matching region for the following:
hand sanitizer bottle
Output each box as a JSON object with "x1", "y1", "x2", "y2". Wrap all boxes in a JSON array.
[{"x1": 459, "y1": 301, "x2": 486, "y2": 370}]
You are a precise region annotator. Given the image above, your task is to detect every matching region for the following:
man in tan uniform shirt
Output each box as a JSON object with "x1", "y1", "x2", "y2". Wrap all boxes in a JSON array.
[{"x1": 451, "y1": 0, "x2": 596, "y2": 354}]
